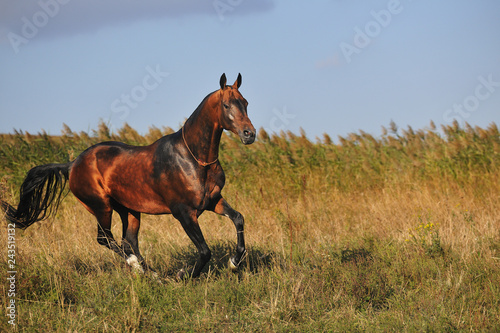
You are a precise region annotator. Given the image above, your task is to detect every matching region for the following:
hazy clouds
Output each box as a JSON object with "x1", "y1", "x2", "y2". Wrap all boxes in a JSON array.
[{"x1": 1, "y1": 0, "x2": 275, "y2": 42}]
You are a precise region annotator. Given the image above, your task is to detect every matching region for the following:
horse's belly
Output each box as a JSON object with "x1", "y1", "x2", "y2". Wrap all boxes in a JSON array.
[
  {"x1": 110, "y1": 186, "x2": 172, "y2": 215},
  {"x1": 101, "y1": 156, "x2": 173, "y2": 214}
]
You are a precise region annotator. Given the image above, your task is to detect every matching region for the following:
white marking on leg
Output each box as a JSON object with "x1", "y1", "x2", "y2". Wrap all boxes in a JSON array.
[
  {"x1": 126, "y1": 254, "x2": 144, "y2": 273},
  {"x1": 151, "y1": 271, "x2": 160, "y2": 280},
  {"x1": 177, "y1": 268, "x2": 186, "y2": 280},
  {"x1": 229, "y1": 257, "x2": 238, "y2": 271}
]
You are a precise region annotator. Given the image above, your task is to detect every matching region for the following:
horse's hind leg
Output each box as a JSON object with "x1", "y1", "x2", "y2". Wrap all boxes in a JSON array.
[
  {"x1": 95, "y1": 207, "x2": 125, "y2": 258},
  {"x1": 69, "y1": 163, "x2": 124, "y2": 259},
  {"x1": 74, "y1": 197, "x2": 124, "y2": 258},
  {"x1": 114, "y1": 204, "x2": 152, "y2": 273}
]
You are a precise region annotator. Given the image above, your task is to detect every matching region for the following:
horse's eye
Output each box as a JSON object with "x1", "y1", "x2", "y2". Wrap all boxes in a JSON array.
[{"x1": 223, "y1": 103, "x2": 229, "y2": 109}]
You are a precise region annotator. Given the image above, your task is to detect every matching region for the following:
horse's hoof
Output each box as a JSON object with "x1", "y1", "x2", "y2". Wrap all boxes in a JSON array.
[
  {"x1": 176, "y1": 268, "x2": 186, "y2": 281},
  {"x1": 229, "y1": 250, "x2": 246, "y2": 272},
  {"x1": 126, "y1": 255, "x2": 145, "y2": 274},
  {"x1": 150, "y1": 271, "x2": 163, "y2": 284},
  {"x1": 229, "y1": 257, "x2": 239, "y2": 272}
]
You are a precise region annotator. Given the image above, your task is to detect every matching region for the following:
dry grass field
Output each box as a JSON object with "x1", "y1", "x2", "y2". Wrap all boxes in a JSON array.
[{"x1": 1, "y1": 121, "x2": 499, "y2": 331}]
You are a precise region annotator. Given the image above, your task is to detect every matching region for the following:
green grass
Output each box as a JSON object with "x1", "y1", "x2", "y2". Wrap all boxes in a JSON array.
[
  {"x1": 1, "y1": 120, "x2": 499, "y2": 331},
  {"x1": 2, "y1": 234, "x2": 498, "y2": 331}
]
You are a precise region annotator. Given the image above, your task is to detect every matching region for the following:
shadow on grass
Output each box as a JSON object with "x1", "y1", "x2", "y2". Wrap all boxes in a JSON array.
[
  {"x1": 337, "y1": 245, "x2": 395, "y2": 311},
  {"x1": 340, "y1": 247, "x2": 373, "y2": 265},
  {"x1": 161, "y1": 241, "x2": 279, "y2": 279},
  {"x1": 62, "y1": 241, "x2": 280, "y2": 281}
]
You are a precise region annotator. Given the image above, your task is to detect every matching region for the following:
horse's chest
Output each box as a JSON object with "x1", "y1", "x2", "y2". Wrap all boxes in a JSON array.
[
  {"x1": 195, "y1": 168, "x2": 224, "y2": 209},
  {"x1": 206, "y1": 167, "x2": 224, "y2": 192}
]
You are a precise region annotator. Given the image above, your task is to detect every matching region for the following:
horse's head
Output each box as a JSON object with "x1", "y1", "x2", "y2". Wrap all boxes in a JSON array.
[{"x1": 218, "y1": 73, "x2": 256, "y2": 145}]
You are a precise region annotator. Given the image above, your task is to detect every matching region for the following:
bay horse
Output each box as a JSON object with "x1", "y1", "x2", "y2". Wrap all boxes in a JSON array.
[{"x1": 1, "y1": 73, "x2": 256, "y2": 279}]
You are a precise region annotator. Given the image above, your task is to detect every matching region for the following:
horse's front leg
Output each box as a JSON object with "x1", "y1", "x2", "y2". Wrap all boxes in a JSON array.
[{"x1": 209, "y1": 196, "x2": 246, "y2": 271}]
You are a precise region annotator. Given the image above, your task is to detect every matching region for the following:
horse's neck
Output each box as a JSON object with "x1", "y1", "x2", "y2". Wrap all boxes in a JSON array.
[{"x1": 183, "y1": 92, "x2": 222, "y2": 164}]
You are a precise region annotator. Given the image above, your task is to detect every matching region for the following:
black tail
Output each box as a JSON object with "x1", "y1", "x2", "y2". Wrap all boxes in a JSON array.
[{"x1": 1, "y1": 163, "x2": 71, "y2": 229}]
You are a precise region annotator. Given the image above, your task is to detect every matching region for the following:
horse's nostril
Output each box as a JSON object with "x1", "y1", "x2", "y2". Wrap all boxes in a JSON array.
[{"x1": 244, "y1": 130, "x2": 254, "y2": 138}]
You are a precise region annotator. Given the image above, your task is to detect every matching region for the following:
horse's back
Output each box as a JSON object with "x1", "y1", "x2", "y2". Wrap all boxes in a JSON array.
[
  {"x1": 70, "y1": 141, "x2": 154, "y2": 208},
  {"x1": 70, "y1": 141, "x2": 149, "y2": 177}
]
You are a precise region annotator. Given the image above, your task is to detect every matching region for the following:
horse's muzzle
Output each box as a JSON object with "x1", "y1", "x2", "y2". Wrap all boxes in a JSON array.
[{"x1": 240, "y1": 129, "x2": 256, "y2": 145}]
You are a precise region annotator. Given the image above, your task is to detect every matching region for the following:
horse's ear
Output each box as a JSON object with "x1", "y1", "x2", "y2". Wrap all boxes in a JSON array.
[
  {"x1": 233, "y1": 73, "x2": 242, "y2": 89},
  {"x1": 219, "y1": 73, "x2": 227, "y2": 90}
]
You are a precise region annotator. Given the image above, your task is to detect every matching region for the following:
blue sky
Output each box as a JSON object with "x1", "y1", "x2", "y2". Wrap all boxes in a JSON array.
[{"x1": 1, "y1": 0, "x2": 499, "y2": 141}]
